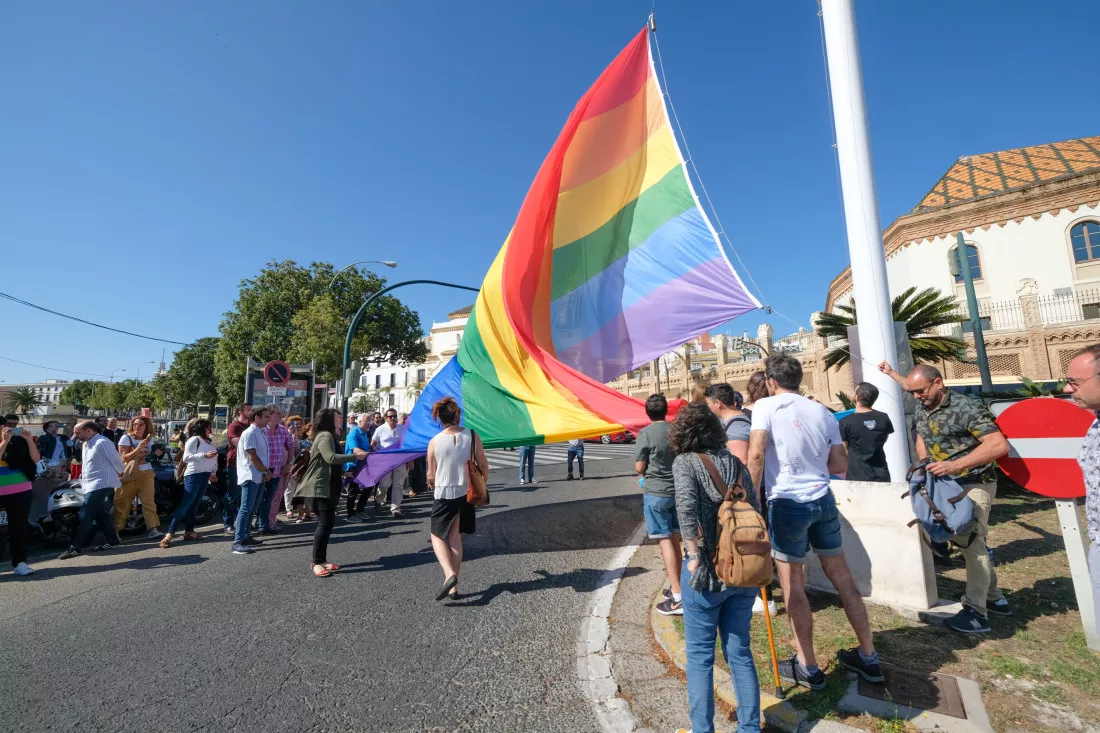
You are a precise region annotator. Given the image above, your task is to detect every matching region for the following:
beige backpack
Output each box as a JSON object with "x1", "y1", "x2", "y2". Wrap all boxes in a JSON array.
[{"x1": 695, "y1": 453, "x2": 773, "y2": 587}]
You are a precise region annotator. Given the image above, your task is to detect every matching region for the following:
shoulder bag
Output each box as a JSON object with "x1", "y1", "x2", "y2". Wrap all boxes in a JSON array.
[{"x1": 466, "y1": 429, "x2": 490, "y2": 507}]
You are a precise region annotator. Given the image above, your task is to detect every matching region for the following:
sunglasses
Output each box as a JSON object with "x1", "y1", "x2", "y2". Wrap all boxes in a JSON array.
[{"x1": 905, "y1": 380, "x2": 939, "y2": 397}]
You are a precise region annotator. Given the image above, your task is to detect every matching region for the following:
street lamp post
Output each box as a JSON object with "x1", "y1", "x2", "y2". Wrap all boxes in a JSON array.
[
  {"x1": 327, "y1": 260, "x2": 398, "y2": 293},
  {"x1": 110, "y1": 369, "x2": 127, "y2": 383},
  {"x1": 136, "y1": 361, "x2": 155, "y2": 382},
  {"x1": 341, "y1": 280, "x2": 479, "y2": 430}
]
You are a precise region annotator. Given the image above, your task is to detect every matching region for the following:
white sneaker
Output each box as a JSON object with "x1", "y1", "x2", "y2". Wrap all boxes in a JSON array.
[
  {"x1": 753, "y1": 595, "x2": 778, "y2": 615},
  {"x1": 13, "y1": 562, "x2": 35, "y2": 576},
  {"x1": 519, "y1": 479, "x2": 526, "y2": 485},
  {"x1": 146, "y1": 528, "x2": 164, "y2": 539}
]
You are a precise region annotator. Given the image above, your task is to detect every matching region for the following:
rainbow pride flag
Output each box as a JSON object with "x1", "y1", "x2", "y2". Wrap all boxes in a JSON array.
[{"x1": 359, "y1": 27, "x2": 759, "y2": 483}]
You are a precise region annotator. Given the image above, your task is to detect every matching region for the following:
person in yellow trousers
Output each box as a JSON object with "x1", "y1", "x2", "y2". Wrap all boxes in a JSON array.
[{"x1": 113, "y1": 416, "x2": 162, "y2": 539}]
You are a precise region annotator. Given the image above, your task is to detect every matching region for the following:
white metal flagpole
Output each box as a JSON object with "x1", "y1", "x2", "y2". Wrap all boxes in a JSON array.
[{"x1": 820, "y1": 0, "x2": 909, "y2": 481}]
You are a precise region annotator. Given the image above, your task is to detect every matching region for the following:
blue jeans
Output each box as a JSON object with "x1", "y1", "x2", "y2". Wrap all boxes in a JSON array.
[
  {"x1": 73, "y1": 487, "x2": 121, "y2": 549},
  {"x1": 567, "y1": 445, "x2": 584, "y2": 476},
  {"x1": 681, "y1": 562, "x2": 760, "y2": 733},
  {"x1": 167, "y1": 472, "x2": 210, "y2": 535},
  {"x1": 223, "y1": 463, "x2": 241, "y2": 529},
  {"x1": 234, "y1": 480, "x2": 263, "y2": 544},
  {"x1": 518, "y1": 446, "x2": 535, "y2": 482},
  {"x1": 257, "y1": 476, "x2": 281, "y2": 531}
]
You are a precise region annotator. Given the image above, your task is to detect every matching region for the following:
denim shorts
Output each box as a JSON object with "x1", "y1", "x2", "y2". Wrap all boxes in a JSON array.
[
  {"x1": 767, "y1": 491, "x2": 844, "y2": 563},
  {"x1": 643, "y1": 493, "x2": 680, "y2": 539}
]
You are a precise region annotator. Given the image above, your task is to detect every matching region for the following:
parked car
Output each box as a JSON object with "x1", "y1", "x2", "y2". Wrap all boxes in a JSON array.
[{"x1": 584, "y1": 431, "x2": 635, "y2": 445}]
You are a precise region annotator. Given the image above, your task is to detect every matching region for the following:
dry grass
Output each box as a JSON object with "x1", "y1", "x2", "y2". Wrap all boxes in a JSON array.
[{"x1": 673, "y1": 476, "x2": 1099, "y2": 732}]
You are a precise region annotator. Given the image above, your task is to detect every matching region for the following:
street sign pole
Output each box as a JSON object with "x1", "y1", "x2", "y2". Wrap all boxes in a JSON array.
[
  {"x1": 956, "y1": 233, "x2": 993, "y2": 392},
  {"x1": 342, "y1": 280, "x2": 480, "y2": 432},
  {"x1": 1055, "y1": 500, "x2": 1100, "y2": 652}
]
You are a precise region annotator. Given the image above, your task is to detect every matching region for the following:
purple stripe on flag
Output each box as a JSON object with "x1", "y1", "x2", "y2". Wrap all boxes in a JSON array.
[
  {"x1": 556, "y1": 257, "x2": 758, "y2": 382},
  {"x1": 355, "y1": 449, "x2": 424, "y2": 488}
]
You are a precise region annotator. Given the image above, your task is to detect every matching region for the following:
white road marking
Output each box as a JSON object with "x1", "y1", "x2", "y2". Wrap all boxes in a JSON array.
[{"x1": 577, "y1": 521, "x2": 646, "y2": 733}]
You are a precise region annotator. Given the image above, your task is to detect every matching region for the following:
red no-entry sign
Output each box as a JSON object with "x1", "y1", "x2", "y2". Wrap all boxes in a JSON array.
[
  {"x1": 995, "y1": 397, "x2": 1093, "y2": 499},
  {"x1": 263, "y1": 360, "x2": 291, "y2": 387}
]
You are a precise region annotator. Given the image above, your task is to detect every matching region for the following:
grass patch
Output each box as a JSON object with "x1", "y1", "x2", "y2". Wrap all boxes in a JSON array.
[{"x1": 1033, "y1": 684, "x2": 1065, "y2": 704}]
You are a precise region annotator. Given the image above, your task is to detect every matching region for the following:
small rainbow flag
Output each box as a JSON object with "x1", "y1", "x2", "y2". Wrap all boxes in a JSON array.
[{"x1": 360, "y1": 27, "x2": 759, "y2": 483}]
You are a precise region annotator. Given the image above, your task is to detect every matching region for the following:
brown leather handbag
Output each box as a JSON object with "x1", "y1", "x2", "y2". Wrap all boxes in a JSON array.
[{"x1": 466, "y1": 429, "x2": 489, "y2": 506}]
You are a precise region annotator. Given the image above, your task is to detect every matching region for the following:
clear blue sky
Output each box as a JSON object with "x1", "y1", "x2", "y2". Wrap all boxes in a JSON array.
[{"x1": 2, "y1": 1, "x2": 1095, "y2": 385}]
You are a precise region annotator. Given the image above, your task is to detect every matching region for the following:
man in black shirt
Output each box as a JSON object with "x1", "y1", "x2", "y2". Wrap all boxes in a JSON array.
[{"x1": 838, "y1": 382, "x2": 894, "y2": 482}]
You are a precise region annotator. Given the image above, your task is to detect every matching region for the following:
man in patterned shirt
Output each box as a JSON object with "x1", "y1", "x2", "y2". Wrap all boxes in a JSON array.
[
  {"x1": 907, "y1": 364, "x2": 1010, "y2": 634},
  {"x1": 259, "y1": 406, "x2": 296, "y2": 535},
  {"x1": 1064, "y1": 344, "x2": 1100, "y2": 643}
]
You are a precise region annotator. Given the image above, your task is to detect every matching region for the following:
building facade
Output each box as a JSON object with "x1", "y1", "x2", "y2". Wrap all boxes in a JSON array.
[
  {"x1": 824, "y1": 135, "x2": 1100, "y2": 384},
  {"x1": 346, "y1": 305, "x2": 472, "y2": 414},
  {"x1": 3, "y1": 379, "x2": 70, "y2": 406}
]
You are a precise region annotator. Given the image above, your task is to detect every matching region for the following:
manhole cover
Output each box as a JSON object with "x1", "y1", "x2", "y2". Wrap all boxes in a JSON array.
[{"x1": 857, "y1": 664, "x2": 967, "y2": 719}]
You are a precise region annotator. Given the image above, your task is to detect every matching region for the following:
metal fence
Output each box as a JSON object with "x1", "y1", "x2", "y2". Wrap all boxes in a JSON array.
[
  {"x1": 1039, "y1": 288, "x2": 1100, "y2": 326},
  {"x1": 942, "y1": 297, "x2": 1026, "y2": 335}
]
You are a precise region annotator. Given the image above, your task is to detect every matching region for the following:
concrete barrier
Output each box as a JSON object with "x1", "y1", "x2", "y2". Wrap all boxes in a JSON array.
[{"x1": 801, "y1": 480, "x2": 938, "y2": 613}]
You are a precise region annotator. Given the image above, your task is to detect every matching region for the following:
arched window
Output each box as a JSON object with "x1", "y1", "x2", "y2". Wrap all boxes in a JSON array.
[
  {"x1": 951, "y1": 243, "x2": 982, "y2": 282},
  {"x1": 1071, "y1": 221, "x2": 1100, "y2": 263}
]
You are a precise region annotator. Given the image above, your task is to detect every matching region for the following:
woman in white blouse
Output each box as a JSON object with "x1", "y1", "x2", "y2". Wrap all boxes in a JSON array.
[
  {"x1": 426, "y1": 397, "x2": 488, "y2": 601},
  {"x1": 161, "y1": 419, "x2": 218, "y2": 548}
]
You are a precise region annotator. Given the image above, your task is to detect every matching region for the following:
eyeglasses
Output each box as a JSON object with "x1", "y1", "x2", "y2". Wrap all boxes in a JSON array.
[
  {"x1": 1066, "y1": 374, "x2": 1100, "y2": 389},
  {"x1": 905, "y1": 379, "x2": 940, "y2": 397},
  {"x1": 385, "y1": 414, "x2": 397, "y2": 419}
]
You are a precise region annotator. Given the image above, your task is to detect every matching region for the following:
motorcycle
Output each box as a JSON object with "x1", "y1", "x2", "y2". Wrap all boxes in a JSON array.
[{"x1": 40, "y1": 444, "x2": 223, "y2": 543}]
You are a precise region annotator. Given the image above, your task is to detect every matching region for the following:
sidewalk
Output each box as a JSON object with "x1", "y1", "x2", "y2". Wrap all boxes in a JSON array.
[{"x1": 608, "y1": 542, "x2": 858, "y2": 733}]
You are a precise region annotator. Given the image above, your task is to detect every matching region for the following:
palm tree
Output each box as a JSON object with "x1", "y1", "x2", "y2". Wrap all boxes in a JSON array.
[
  {"x1": 406, "y1": 380, "x2": 426, "y2": 405},
  {"x1": 7, "y1": 387, "x2": 42, "y2": 415},
  {"x1": 815, "y1": 286, "x2": 966, "y2": 370}
]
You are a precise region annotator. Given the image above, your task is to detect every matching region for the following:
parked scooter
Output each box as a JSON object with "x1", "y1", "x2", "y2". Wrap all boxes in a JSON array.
[{"x1": 40, "y1": 444, "x2": 222, "y2": 543}]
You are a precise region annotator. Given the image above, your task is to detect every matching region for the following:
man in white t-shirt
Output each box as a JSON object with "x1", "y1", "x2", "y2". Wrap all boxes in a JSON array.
[
  {"x1": 748, "y1": 354, "x2": 883, "y2": 691},
  {"x1": 371, "y1": 408, "x2": 408, "y2": 518},
  {"x1": 232, "y1": 406, "x2": 273, "y2": 554}
]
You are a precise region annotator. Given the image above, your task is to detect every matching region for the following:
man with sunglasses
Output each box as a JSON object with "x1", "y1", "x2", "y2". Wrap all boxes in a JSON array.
[
  {"x1": 371, "y1": 409, "x2": 407, "y2": 518},
  {"x1": 1065, "y1": 344, "x2": 1100, "y2": 642},
  {"x1": 906, "y1": 364, "x2": 1010, "y2": 633}
]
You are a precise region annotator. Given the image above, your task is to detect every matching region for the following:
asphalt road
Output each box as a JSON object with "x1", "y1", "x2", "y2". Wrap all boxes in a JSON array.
[{"x1": 0, "y1": 451, "x2": 644, "y2": 733}]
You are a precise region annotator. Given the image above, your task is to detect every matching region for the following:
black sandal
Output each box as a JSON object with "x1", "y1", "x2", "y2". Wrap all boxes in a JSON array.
[{"x1": 435, "y1": 574, "x2": 458, "y2": 601}]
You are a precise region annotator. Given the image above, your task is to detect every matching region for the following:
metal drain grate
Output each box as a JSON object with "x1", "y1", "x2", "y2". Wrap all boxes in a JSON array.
[{"x1": 857, "y1": 664, "x2": 967, "y2": 719}]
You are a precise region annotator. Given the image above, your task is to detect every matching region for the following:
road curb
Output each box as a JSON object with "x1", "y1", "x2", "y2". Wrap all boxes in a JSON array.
[
  {"x1": 649, "y1": 589, "x2": 862, "y2": 733},
  {"x1": 578, "y1": 521, "x2": 649, "y2": 733}
]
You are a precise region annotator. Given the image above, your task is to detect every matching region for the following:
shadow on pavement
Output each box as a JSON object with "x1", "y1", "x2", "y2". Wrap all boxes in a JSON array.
[
  {"x1": 449, "y1": 565, "x2": 647, "y2": 607},
  {"x1": 2, "y1": 553, "x2": 207, "y2": 581}
]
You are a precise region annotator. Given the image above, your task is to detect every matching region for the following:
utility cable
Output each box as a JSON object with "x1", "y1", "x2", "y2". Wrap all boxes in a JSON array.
[
  {"x1": 0, "y1": 354, "x2": 115, "y2": 378},
  {"x1": 0, "y1": 290, "x2": 189, "y2": 345}
]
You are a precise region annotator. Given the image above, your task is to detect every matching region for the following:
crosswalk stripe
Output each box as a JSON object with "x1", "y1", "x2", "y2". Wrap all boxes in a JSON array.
[{"x1": 484, "y1": 443, "x2": 635, "y2": 470}]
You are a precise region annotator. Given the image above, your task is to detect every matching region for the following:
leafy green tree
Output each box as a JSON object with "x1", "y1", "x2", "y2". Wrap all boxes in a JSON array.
[
  {"x1": 215, "y1": 260, "x2": 428, "y2": 403},
  {"x1": 58, "y1": 380, "x2": 101, "y2": 416},
  {"x1": 7, "y1": 387, "x2": 41, "y2": 415},
  {"x1": 349, "y1": 395, "x2": 372, "y2": 414},
  {"x1": 836, "y1": 391, "x2": 855, "y2": 410},
  {"x1": 165, "y1": 337, "x2": 219, "y2": 416},
  {"x1": 815, "y1": 286, "x2": 966, "y2": 370}
]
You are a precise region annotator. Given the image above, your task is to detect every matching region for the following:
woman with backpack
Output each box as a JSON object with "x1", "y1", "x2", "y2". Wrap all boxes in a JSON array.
[
  {"x1": 296, "y1": 409, "x2": 366, "y2": 578},
  {"x1": 161, "y1": 419, "x2": 217, "y2": 548},
  {"x1": 670, "y1": 402, "x2": 762, "y2": 733}
]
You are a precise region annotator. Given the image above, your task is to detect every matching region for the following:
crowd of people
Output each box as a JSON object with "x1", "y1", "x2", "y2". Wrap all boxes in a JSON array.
[
  {"x1": 4, "y1": 345, "x2": 1100, "y2": 733},
  {"x1": 637, "y1": 347, "x2": 1100, "y2": 733}
]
